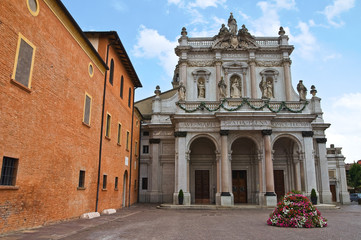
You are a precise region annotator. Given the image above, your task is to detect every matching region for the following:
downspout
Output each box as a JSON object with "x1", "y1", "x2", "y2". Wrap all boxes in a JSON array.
[
  {"x1": 137, "y1": 119, "x2": 142, "y2": 203},
  {"x1": 95, "y1": 40, "x2": 116, "y2": 212},
  {"x1": 128, "y1": 87, "x2": 137, "y2": 206}
]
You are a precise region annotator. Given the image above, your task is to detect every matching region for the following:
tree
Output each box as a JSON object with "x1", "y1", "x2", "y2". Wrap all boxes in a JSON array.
[{"x1": 348, "y1": 163, "x2": 361, "y2": 190}]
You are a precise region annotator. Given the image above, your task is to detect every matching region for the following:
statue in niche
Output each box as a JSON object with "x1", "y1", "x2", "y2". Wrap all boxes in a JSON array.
[
  {"x1": 178, "y1": 82, "x2": 186, "y2": 101},
  {"x1": 230, "y1": 76, "x2": 241, "y2": 98},
  {"x1": 197, "y1": 78, "x2": 205, "y2": 98},
  {"x1": 228, "y1": 12, "x2": 237, "y2": 35},
  {"x1": 297, "y1": 80, "x2": 307, "y2": 101},
  {"x1": 218, "y1": 77, "x2": 227, "y2": 98},
  {"x1": 260, "y1": 77, "x2": 273, "y2": 99}
]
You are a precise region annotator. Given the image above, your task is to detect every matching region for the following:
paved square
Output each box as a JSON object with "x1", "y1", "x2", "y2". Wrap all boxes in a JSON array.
[{"x1": 2, "y1": 203, "x2": 361, "y2": 240}]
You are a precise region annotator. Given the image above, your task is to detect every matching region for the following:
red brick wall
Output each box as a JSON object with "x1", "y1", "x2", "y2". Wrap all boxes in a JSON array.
[{"x1": 0, "y1": 0, "x2": 138, "y2": 234}]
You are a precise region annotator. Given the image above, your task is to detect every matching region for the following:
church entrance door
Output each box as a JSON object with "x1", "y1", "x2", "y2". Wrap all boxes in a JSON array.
[
  {"x1": 274, "y1": 170, "x2": 285, "y2": 202},
  {"x1": 232, "y1": 170, "x2": 247, "y2": 203},
  {"x1": 195, "y1": 170, "x2": 210, "y2": 204}
]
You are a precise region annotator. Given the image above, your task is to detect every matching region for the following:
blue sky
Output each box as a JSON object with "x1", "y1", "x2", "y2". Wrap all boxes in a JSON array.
[{"x1": 62, "y1": 0, "x2": 360, "y2": 163}]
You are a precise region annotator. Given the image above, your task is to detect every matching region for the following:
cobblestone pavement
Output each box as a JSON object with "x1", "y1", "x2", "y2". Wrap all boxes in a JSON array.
[{"x1": 1, "y1": 203, "x2": 360, "y2": 240}]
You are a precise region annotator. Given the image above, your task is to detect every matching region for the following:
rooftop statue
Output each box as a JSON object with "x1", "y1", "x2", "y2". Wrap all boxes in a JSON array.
[{"x1": 228, "y1": 12, "x2": 237, "y2": 35}]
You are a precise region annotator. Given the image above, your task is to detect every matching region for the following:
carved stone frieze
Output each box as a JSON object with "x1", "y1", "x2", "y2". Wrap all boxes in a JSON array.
[
  {"x1": 256, "y1": 61, "x2": 283, "y2": 67},
  {"x1": 187, "y1": 60, "x2": 214, "y2": 67}
]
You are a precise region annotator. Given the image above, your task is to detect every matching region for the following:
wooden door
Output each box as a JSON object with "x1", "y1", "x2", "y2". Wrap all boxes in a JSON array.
[
  {"x1": 195, "y1": 170, "x2": 210, "y2": 204},
  {"x1": 232, "y1": 170, "x2": 247, "y2": 203},
  {"x1": 274, "y1": 170, "x2": 285, "y2": 202},
  {"x1": 330, "y1": 185, "x2": 337, "y2": 202}
]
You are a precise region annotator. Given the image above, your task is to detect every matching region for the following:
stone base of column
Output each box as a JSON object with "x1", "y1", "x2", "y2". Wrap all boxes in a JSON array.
[
  {"x1": 173, "y1": 192, "x2": 191, "y2": 205},
  {"x1": 149, "y1": 191, "x2": 162, "y2": 203},
  {"x1": 265, "y1": 192, "x2": 277, "y2": 207},
  {"x1": 320, "y1": 191, "x2": 333, "y2": 204},
  {"x1": 220, "y1": 192, "x2": 234, "y2": 206},
  {"x1": 256, "y1": 192, "x2": 265, "y2": 206},
  {"x1": 340, "y1": 191, "x2": 351, "y2": 204}
]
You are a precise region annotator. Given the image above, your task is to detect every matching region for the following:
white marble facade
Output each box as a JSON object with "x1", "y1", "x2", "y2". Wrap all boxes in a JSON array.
[{"x1": 136, "y1": 14, "x2": 349, "y2": 206}]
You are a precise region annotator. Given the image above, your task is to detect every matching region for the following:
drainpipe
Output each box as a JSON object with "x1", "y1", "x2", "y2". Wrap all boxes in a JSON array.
[
  {"x1": 137, "y1": 119, "x2": 142, "y2": 203},
  {"x1": 128, "y1": 87, "x2": 137, "y2": 206},
  {"x1": 95, "y1": 40, "x2": 116, "y2": 212}
]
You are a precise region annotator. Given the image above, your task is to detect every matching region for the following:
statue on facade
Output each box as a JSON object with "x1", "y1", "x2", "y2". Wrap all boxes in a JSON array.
[
  {"x1": 228, "y1": 12, "x2": 237, "y2": 35},
  {"x1": 198, "y1": 79, "x2": 205, "y2": 98},
  {"x1": 259, "y1": 78, "x2": 273, "y2": 99},
  {"x1": 178, "y1": 81, "x2": 186, "y2": 101},
  {"x1": 297, "y1": 80, "x2": 307, "y2": 101},
  {"x1": 230, "y1": 77, "x2": 241, "y2": 98},
  {"x1": 218, "y1": 24, "x2": 229, "y2": 37},
  {"x1": 218, "y1": 77, "x2": 227, "y2": 98}
]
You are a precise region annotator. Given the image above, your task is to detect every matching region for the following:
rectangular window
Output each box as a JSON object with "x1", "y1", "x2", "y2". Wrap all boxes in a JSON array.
[
  {"x1": 143, "y1": 131, "x2": 149, "y2": 136},
  {"x1": 120, "y1": 76, "x2": 124, "y2": 98},
  {"x1": 142, "y1": 178, "x2": 148, "y2": 190},
  {"x1": 0, "y1": 157, "x2": 19, "y2": 186},
  {"x1": 115, "y1": 177, "x2": 118, "y2": 189},
  {"x1": 78, "y1": 170, "x2": 85, "y2": 188},
  {"x1": 117, "y1": 123, "x2": 122, "y2": 145},
  {"x1": 143, "y1": 145, "x2": 149, "y2": 154},
  {"x1": 126, "y1": 131, "x2": 130, "y2": 151},
  {"x1": 105, "y1": 113, "x2": 111, "y2": 138},
  {"x1": 83, "y1": 93, "x2": 92, "y2": 125},
  {"x1": 12, "y1": 33, "x2": 36, "y2": 89},
  {"x1": 135, "y1": 141, "x2": 138, "y2": 156},
  {"x1": 103, "y1": 174, "x2": 107, "y2": 189}
]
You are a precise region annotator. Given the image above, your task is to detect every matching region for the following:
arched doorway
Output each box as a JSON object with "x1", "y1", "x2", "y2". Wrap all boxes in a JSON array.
[
  {"x1": 122, "y1": 170, "x2": 128, "y2": 207},
  {"x1": 273, "y1": 136, "x2": 302, "y2": 202},
  {"x1": 231, "y1": 137, "x2": 258, "y2": 204},
  {"x1": 189, "y1": 137, "x2": 217, "y2": 204}
]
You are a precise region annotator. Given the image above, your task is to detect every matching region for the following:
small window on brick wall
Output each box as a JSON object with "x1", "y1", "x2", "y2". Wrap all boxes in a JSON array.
[
  {"x1": 12, "y1": 34, "x2": 36, "y2": 90},
  {"x1": 0, "y1": 157, "x2": 19, "y2": 186},
  {"x1": 105, "y1": 113, "x2": 111, "y2": 138},
  {"x1": 83, "y1": 93, "x2": 92, "y2": 126},
  {"x1": 103, "y1": 175, "x2": 107, "y2": 189},
  {"x1": 126, "y1": 131, "x2": 130, "y2": 151},
  {"x1": 143, "y1": 145, "x2": 149, "y2": 154},
  {"x1": 115, "y1": 176, "x2": 118, "y2": 190},
  {"x1": 78, "y1": 170, "x2": 85, "y2": 188},
  {"x1": 117, "y1": 123, "x2": 122, "y2": 145}
]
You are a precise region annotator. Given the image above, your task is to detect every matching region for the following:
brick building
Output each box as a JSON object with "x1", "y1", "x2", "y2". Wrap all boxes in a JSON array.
[{"x1": 0, "y1": 0, "x2": 141, "y2": 233}]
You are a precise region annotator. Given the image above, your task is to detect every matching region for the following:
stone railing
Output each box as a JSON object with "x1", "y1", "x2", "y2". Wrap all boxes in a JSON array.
[
  {"x1": 186, "y1": 37, "x2": 281, "y2": 48},
  {"x1": 255, "y1": 37, "x2": 280, "y2": 47}
]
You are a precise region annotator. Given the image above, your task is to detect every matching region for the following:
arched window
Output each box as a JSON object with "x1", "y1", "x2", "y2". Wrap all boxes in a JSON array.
[
  {"x1": 120, "y1": 75, "x2": 124, "y2": 98},
  {"x1": 128, "y1": 87, "x2": 132, "y2": 108},
  {"x1": 109, "y1": 59, "x2": 114, "y2": 85}
]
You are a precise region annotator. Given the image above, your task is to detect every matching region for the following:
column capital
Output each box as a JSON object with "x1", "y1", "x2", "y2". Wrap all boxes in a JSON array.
[
  {"x1": 316, "y1": 138, "x2": 327, "y2": 143},
  {"x1": 302, "y1": 131, "x2": 314, "y2": 137},
  {"x1": 220, "y1": 130, "x2": 229, "y2": 136},
  {"x1": 261, "y1": 129, "x2": 272, "y2": 136},
  {"x1": 149, "y1": 138, "x2": 161, "y2": 144},
  {"x1": 174, "y1": 131, "x2": 187, "y2": 137}
]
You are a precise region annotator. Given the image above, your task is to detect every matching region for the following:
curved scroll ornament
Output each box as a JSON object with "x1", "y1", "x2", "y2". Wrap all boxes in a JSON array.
[{"x1": 176, "y1": 98, "x2": 309, "y2": 113}]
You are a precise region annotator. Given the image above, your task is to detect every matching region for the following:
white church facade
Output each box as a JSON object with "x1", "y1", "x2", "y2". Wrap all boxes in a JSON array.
[{"x1": 135, "y1": 14, "x2": 349, "y2": 206}]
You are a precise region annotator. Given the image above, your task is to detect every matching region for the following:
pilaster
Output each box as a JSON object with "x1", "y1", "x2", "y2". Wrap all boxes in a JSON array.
[
  {"x1": 302, "y1": 131, "x2": 318, "y2": 201},
  {"x1": 315, "y1": 138, "x2": 332, "y2": 203},
  {"x1": 262, "y1": 130, "x2": 277, "y2": 207}
]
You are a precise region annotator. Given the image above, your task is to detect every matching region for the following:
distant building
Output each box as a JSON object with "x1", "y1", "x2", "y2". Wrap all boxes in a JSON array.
[
  {"x1": 0, "y1": 0, "x2": 141, "y2": 234},
  {"x1": 136, "y1": 14, "x2": 349, "y2": 206}
]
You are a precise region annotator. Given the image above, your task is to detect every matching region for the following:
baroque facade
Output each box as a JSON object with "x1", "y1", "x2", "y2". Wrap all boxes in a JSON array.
[{"x1": 136, "y1": 14, "x2": 349, "y2": 206}]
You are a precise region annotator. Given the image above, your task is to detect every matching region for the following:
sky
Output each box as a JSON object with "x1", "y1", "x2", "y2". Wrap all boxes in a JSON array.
[{"x1": 61, "y1": 0, "x2": 360, "y2": 163}]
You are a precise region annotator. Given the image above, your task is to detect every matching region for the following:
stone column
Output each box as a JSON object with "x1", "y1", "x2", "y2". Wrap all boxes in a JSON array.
[
  {"x1": 257, "y1": 151, "x2": 264, "y2": 205},
  {"x1": 249, "y1": 61, "x2": 257, "y2": 99},
  {"x1": 293, "y1": 156, "x2": 301, "y2": 192},
  {"x1": 180, "y1": 61, "x2": 188, "y2": 86},
  {"x1": 316, "y1": 138, "x2": 332, "y2": 203},
  {"x1": 220, "y1": 130, "x2": 233, "y2": 206},
  {"x1": 215, "y1": 151, "x2": 221, "y2": 205},
  {"x1": 302, "y1": 131, "x2": 318, "y2": 200},
  {"x1": 242, "y1": 70, "x2": 247, "y2": 98},
  {"x1": 216, "y1": 61, "x2": 222, "y2": 101},
  {"x1": 173, "y1": 131, "x2": 191, "y2": 205},
  {"x1": 283, "y1": 59, "x2": 292, "y2": 101},
  {"x1": 337, "y1": 159, "x2": 350, "y2": 204},
  {"x1": 224, "y1": 70, "x2": 229, "y2": 98},
  {"x1": 262, "y1": 130, "x2": 277, "y2": 206},
  {"x1": 149, "y1": 138, "x2": 161, "y2": 202}
]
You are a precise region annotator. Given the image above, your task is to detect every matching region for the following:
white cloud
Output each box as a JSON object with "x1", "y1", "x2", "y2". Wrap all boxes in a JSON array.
[
  {"x1": 324, "y1": 93, "x2": 361, "y2": 163},
  {"x1": 323, "y1": 53, "x2": 342, "y2": 62},
  {"x1": 290, "y1": 21, "x2": 318, "y2": 60},
  {"x1": 189, "y1": 0, "x2": 226, "y2": 9},
  {"x1": 322, "y1": 0, "x2": 355, "y2": 27},
  {"x1": 189, "y1": 16, "x2": 226, "y2": 37},
  {"x1": 133, "y1": 25, "x2": 178, "y2": 78}
]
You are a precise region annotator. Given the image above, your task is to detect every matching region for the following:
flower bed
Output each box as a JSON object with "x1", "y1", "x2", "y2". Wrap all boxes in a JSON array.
[{"x1": 267, "y1": 192, "x2": 327, "y2": 228}]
